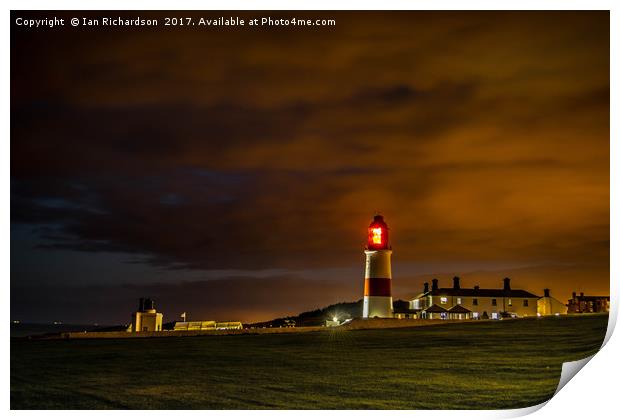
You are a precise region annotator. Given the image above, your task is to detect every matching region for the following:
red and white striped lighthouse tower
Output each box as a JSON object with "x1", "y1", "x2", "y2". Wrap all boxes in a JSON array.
[{"x1": 363, "y1": 215, "x2": 393, "y2": 318}]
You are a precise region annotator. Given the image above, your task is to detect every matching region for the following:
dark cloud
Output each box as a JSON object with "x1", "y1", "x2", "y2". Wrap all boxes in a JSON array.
[{"x1": 10, "y1": 11, "x2": 609, "y2": 322}]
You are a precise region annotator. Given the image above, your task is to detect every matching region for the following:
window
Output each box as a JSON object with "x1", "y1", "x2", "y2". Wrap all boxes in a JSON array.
[
  {"x1": 472, "y1": 312, "x2": 479, "y2": 319},
  {"x1": 524, "y1": 300, "x2": 528, "y2": 307},
  {"x1": 492, "y1": 299, "x2": 497, "y2": 306},
  {"x1": 456, "y1": 298, "x2": 462, "y2": 304},
  {"x1": 473, "y1": 298, "x2": 478, "y2": 306},
  {"x1": 440, "y1": 297, "x2": 448, "y2": 304},
  {"x1": 491, "y1": 313, "x2": 499, "y2": 320},
  {"x1": 508, "y1": 299, "x2": 512, "y2": 306}
]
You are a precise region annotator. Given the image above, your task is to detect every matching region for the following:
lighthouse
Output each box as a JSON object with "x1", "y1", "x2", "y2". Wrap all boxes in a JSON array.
[{"x1": 363, "y1": 215, "x2": 393, "y2": 318}]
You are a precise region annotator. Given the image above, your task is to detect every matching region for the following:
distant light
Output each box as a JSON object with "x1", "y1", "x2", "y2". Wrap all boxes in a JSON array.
[
  {"x1": 555, "y1": 313, "x2": 560, "y2": 316},
  {"x1": 332, "y1": 317, "x2": 338, "y2": 323}
]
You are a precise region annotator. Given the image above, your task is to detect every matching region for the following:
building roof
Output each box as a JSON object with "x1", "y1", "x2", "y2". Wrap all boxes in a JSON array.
[
  {"x1": 424, "y1": 304, "x2": 448, "y2": 313},
  {"x1": 411, "y1": 292, "x2": 427, "y2": 300},
  {"x1": 414, "y1": 288, "x2": 539, "y2": 299},
  {"x1": 573, "y1": 295, "x2": 610, "y2": 301},
  {"x1": 393, "y1": 308, "x2": 420, "y2": 314},
  {"x1": 447, "y1": 304, "x2": 472, "y2": 313}
]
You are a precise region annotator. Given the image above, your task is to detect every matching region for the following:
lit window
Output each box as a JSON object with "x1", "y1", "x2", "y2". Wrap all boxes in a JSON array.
[
  {"x1": 491, "y1": 313, "x2": 498, "y2": 320},
  {"x1": 440, "y1": 297, "x2": 447, "y2": 304},
  {"x1": 473, "y1": 312, "x2": 479, "y2": 319},
  {"x1": 524, "y1": 300, "x2": 528, "y2": 307},
  {"x1": 456, "y1": 298, "x2": 462, "y2": 304},
  {"x1": 508, "y1": 299, "x2": 512, "y2": 306},
  {"x1": 492, "y1": 299, "x2": 497, "y2": 306}
]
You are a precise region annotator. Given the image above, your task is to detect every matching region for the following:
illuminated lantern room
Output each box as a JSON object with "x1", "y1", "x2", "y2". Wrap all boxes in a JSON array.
[{"x1": 367, "y1": 214, "x2": 389, "y2": 250}]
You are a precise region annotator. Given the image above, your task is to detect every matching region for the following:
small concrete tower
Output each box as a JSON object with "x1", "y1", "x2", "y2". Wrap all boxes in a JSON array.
[
  {"x1": 363, "y1": 215, "x2": 393, "y2": 318},
  {"x1": 131, "y1": 297, "x2": 163, "y2": 332}
]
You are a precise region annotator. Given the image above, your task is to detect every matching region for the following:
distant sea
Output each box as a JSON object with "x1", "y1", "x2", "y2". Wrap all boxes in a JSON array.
[{"x1": 10, "y1": 323, "x2": 108, "y2": 338}]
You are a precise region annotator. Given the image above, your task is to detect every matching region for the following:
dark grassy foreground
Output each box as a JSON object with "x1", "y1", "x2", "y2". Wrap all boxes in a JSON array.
[{"x1": 11, "y1": 314, "x2": 608, "y2": 409}]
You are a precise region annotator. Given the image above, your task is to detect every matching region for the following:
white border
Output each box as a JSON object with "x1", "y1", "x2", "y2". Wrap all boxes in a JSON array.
[
  {"x1": 2, "y1": 0, "x2": 618, "y2": 10},
  {"x1": 3, "y1": 2, "x2": 617, "y2": 419}
]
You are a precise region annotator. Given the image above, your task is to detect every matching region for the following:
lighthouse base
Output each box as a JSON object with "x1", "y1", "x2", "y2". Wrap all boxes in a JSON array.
[{"x1": 363, "y1": 296, "x2": 393, "y2": 318}]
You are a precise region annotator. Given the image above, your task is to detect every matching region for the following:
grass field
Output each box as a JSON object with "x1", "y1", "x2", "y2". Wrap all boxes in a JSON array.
[{"x1": 11, "y1": 314, "x2": 608, "y2": 409}]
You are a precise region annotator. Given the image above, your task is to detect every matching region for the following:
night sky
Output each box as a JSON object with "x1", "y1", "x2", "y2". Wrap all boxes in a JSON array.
[{"x1": 11, "y1": 11, "x2": 609, "y2": 324}]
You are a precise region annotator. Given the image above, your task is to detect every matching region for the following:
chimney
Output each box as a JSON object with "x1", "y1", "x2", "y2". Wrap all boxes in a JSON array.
[
  {"x1": 474, "y1": 285, "x2": 480, "y2": 291},
  {"x1": 432, "y1": 278, "x2": 438, "y2": 292},
  {"x1": 453, "y1": 276, "x2": 460, "y2": 290},
  {"x1": 138, "y1": 297, "x2": 145, "y2": 312},
  {"x1": 572, "y1": 291, "x2": 577, "y2": 300},
  {"x1": 423, "y1": 282, "x2": 429, "y2": 293},
  {"x1": 580, "y1": 292, "x2": 584, "y2": 298},
  {"x1": 144, "y1": 298, "x2": 155, "y2": 311},
  {"x1": 503, "y1": 277, "x2": 511, "y2": 290},
  {"x1": 544, "y1": 288, "x2": 550, "y2": 298}
]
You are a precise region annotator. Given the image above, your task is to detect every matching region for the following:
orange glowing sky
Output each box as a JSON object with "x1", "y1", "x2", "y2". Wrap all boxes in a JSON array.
[{"x1": 11, "y1": 11, "x2": 609, "y2": 323}]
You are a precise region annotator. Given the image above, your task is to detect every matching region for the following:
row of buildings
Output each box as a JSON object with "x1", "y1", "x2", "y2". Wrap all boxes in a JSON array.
[
  {"x1": 392, "y1": 276, "x2": 609, "y2": 321},
  {"x1": 129, "y1": 215, "x2": 608, "y2": 331},
  {"x1": 567, "y1": 292, "x2": 610, "y2": 314},
  {"x1": 394, "y1": 277, "x2": 570, "y2": 320},
  {"x1": 129, "y1": 298, "x2": 242, "y2": 332}
]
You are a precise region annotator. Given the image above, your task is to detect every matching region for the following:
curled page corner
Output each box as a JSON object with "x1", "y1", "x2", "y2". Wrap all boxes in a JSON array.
[
  {"x1": 504, "y1": 354, "x2": 599, "y2": 418},
  {"x1": 502, "y1": 353, "x2": 601, "y2": 419},
  {"x1": 496, "y1": 400, "x2": 548, "y2": 418},
  {"x1": 554, "y1": 354, "x2": 595, "y2": 396}
]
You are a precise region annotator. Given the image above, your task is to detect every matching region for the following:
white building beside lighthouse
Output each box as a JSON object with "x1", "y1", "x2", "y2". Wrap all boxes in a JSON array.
[{"x1": 363, "y1": 215, "x2": 394, "y2": 318}]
